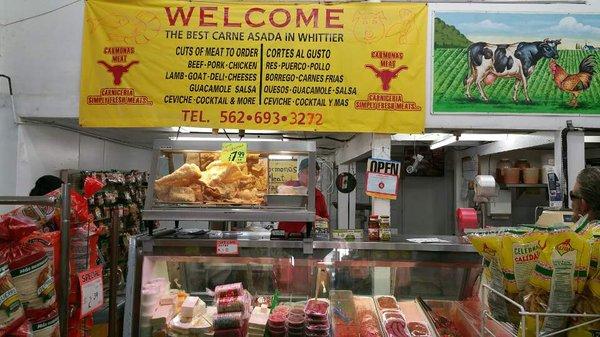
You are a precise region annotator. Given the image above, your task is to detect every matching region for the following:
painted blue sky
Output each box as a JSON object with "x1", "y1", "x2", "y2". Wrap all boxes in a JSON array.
[{"x1": 437, "y1": 12, "x2": 600, "y2": 48}]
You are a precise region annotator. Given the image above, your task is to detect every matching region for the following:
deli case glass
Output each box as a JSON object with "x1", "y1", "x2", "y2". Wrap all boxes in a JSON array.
[{"x1": 123, "y1": 232, "x2": 482, "y2": 337}]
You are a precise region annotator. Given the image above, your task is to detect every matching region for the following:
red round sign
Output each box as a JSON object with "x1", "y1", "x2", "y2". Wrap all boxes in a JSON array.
[{"x1": 378, "y1": 182, "x2": 385, "y2": 189}]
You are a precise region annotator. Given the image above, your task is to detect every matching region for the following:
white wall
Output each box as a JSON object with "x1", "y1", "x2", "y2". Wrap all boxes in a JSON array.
[
  {"x1": 15, "y1": 123, "x2": 153, "y2": 195},
  {"x1": 0, "y1": 96, "x2": 19, "y2": 212}
]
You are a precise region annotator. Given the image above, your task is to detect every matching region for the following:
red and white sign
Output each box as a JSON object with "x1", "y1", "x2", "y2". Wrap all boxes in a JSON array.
[
  {"x1": 216, "y1": 240, "x2": 239, "y2": 256},
  {"x1": 366, "y1": 172, "x2": 398, "y2": 200},
  {"x1": 78, "y1": 266, "x2": 103, "y2": 318}
]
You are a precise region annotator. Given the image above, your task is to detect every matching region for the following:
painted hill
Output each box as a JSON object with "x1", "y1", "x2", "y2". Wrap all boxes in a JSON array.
[{"x1": 434, "y1": 18, "x2": 472, "y2": 48}]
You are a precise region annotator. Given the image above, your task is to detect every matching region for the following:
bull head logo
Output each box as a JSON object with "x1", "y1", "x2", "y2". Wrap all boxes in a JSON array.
[
  {"x1": 365, "y1": 65, "x2": 408, "y2": 91},
  {"x1": 97, "y1": 60, "x2": 139, "y2": 85}
]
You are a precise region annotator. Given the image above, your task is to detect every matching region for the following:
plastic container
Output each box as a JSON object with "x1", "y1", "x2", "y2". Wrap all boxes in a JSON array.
[
  {"x1": 501, "y1": 168, "x2": 520, "y2": 184},
  {"x1": 305, "y1": 299, "x2": 329, "y2": 319},
  {"x1": 382, "y1": 310, "x2": 405, "y2": 322},
  {"x1": 375, "y1": 296, "x2": 399, "y2": 311},
  {"x1": 407, "y1": 321, "x2": 430, "y2": 336},
  {"x1": 368, "y1": 215, "x2": 380, "y2": 241},
  {"x1": 523, "y1": 167, "x2": 540, "y2": 184},
  {"x1": 495, "y1": 159, "x2": 512, "y2": 184}
]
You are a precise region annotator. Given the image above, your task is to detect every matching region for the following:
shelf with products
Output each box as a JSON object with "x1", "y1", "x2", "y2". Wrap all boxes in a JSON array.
[
  {"x1": 143, "y1": 139, "x2": 317, "y2": 224},
  {"x1": 75, "y1": 170, "x2": 148, "y2": 300},
  {"x1": 124, "y1": 230, "x2": 483, "y2": 337}
]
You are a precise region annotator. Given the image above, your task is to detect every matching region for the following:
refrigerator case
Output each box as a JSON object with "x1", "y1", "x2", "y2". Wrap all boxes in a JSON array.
[{"x1": 123, "y1": 232, "x2": 482, "y2": 337}]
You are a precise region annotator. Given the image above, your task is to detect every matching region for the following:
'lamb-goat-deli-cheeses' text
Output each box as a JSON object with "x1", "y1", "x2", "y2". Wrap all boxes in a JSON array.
[{"x1": 80, "y1": 0, "x2": 427, "y2": 133}]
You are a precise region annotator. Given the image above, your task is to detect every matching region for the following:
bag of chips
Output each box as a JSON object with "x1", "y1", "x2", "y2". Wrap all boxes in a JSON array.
[
  {"x1": 20, "y1": 232, "x2": 60, "y2": 288},
  {"x1": 466, "y1": 228, "x2": 510, "y2": 322},
  {"x1": 0, "y1": 218, "x2": 56, "y2": 314},
  {"x1": 0, "y1": 262, "x2": 26, "y2": 335},
  {"x1": 499, "y1": 227, "x2": 546, "y2": 324},
  {"x1": 6, "y1": 320, "x2": 32, "y2": 337},
  {"x1": 569, "y1": 230, "x2": 600, "y2": 337},
  {"x1": 522, "y1": 227, "x2": 591, "y2": 336}
]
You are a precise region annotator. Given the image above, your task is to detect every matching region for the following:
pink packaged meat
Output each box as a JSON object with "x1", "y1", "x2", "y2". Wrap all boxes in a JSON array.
[
  {"x1": 305, "y1": 299, "x2": 329, "y2": 318},
  {"x1": 385, "y1": 318, "x2": 409, "y2": 337},
  {"x1": 216, "y1": 292, "x2": 249, "y2": 314},
  {"x1": 213, "y1": 312, "x2": 243, "y2": 329},
  {"x1": 214, "y1": 283, "x2": 244, "y2": 299}
]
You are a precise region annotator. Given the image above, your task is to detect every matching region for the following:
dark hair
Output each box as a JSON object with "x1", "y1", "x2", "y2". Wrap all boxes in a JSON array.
[
  {"x1": 577, "y1": 167, "x2": 600, "y2": 217},
  {"x1": 299, "y1": 158, "x2": 320, "y2": 173},
  {"x1": 29, "y1": 175, "x2": 63, "y2": 196}
]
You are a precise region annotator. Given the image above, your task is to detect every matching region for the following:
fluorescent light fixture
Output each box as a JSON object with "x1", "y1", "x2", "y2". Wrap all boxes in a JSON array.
[
  {"x1": 585, "y1": 136, "x2": 600, "y2": 143},
  {"x1": 170, "y1": 127, "x2": 280, "y2": 134},
  {"x1": 392, "y1": 133, "x2": 452, "y2": 142},
  {"x1": 268, "y1": 154, "x2": 294, "y2": 160},
  {"x1": 459, "y1": 133, "x2": 511, "y2": 142},
  {"x1": 169, "y1": 136, "x2": 288, "y2": 142},
  {"x1": 430, "y1": 135, "x2": 457, "y2": 150}
]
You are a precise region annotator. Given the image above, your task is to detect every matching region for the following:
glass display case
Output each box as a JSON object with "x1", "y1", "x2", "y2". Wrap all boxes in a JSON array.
[
  {"x1": 143, "y1": 139, "x2": 317, "y2": 222},
  {"x1": 123, "y1": 231, "x2": 482, "y2": 337}
]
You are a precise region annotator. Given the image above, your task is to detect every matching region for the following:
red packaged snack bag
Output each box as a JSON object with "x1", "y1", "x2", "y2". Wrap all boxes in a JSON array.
[
  {"x1": 0, "y1": 262, "x2": 26, "y2": 336},
  {"x1": 19, "y1": 232, "x2": 60, "y2": 287},
  {"x1": 50, "y1": 190, "x2": 91, "y2": 226},
  {"x1": 0, "y1": 223, "x2": 56, "y2": 314},
  {"x1": 6, "y1": 320, "x2": 32, "y2": 337},
  {"x1": 0, "y1": 217, "x2": 38, "y2": 242},
  {"x1": 83, "y1": 177, "x2": 104, "y2": 199},
  {"x1": 27, "y1": 308, "x2": 59, "y2": 337}
]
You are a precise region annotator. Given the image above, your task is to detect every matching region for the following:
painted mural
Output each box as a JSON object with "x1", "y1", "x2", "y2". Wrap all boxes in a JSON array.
[{"x1": 433, "y1": 12, "x2": 600, "y2": 114}]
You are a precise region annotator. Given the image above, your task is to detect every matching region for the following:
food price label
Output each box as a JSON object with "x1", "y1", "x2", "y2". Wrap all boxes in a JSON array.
[
  {"x1": 78, "y1": 266, "x2": 103, "y2": 318},
  {"x1": 216, "y1": 240, "x2": 239, "y2": 255},
  {"x1": 366, "y1": 172, "x2": 398, "y2": 200},
  {"x1": 220, "y1": 142, "x2": 247, "y2": 163}
]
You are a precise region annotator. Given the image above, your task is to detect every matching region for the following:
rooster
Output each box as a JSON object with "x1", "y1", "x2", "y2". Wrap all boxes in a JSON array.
[{"x1": 549, "y1": 55, "x2": 596, "y2": 107}]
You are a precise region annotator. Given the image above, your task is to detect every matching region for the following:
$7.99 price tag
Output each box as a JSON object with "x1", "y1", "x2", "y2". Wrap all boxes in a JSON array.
[
  {"x1": 220, "y1": 142, "x2": 247, "y2": 163},
  {"x1": 78, "y1": 266, "x2": 103, "y2": 318},
  {"x1": 216, "y1": 240, "x2": 239, "y2": 255}
]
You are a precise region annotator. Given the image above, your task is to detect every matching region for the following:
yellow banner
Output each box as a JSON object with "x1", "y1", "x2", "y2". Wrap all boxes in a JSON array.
[
  {"x1": 80, "y1": 0, "x2": 427, "y2": 133},
  {"x1": 268, "y1": 160, "x2": 298, "y2": 194}
]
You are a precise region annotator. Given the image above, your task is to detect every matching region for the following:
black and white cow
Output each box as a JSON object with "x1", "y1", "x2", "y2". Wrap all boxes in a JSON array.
[{"x1": 464, "y1": 38, "x2": 561, "y2": 102}]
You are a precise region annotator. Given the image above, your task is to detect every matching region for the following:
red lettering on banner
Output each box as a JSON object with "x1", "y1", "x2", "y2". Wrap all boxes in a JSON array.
[
  {"x1": 269, "y1": 9, "x2": 292, "y2": 28},
  {"x1": 165, "y1": 7, "x2": 194, "y2": 26},
  {"x1": 164, "y1": 6, "x2": 344, "y2": 29},
  {"x1": 199, "y1": 7, "x2": 217, "y2": 27},
  {"x1": 325, "y1": 9, "x2": 343, "y2": 28},
  {"x1": 246, "y1": 8, "x2": 265, "y2": 27},
  {"x1": 296, "y1": 8, "x2": 318, "y2": 28},
  {"x1": 223, "y1": 7, "x2": 241, "y2": 27}
]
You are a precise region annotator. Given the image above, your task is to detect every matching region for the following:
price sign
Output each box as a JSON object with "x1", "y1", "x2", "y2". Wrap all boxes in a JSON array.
[
  {"x1": 365, "y1": 172, "x2": 398, "y2": 200},
  {"x1": 220, "y1": 142, "x2": 247, "y2": 163},
  {"x1": 78, "y1": 266, "x2": 103, "y2": 318},
  {"x1": 216, "y1": 240, "x2": 239, "y2": 255}
]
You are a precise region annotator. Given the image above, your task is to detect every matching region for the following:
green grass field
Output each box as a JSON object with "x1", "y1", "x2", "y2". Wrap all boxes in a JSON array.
[{"x1": 433, "y1": 49, "x2": 600, "y2": 114}]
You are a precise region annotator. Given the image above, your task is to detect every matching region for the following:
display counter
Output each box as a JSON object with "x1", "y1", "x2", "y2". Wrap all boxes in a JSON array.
[{"x1": 123, "y1": 230, "x2": 482, "y2": 337}]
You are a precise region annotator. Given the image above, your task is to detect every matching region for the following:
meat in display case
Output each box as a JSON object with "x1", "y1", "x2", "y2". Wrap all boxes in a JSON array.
[
  {"x1": 143, "y1": 139, "x2": 317, "y2": 222},
  {"x1": 123, "y1": 231, "x2": 483, "y2": 337}
]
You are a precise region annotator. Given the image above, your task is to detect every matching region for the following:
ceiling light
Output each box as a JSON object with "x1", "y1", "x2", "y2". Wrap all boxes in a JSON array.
[
  {"x1": 169, "y1": 136, "x2": 288, "y2": 142},
  {"x1": 392, "y1": 133, "x2": 452, "y2": 142},
  {"x1": 169, "y1": 127, "x2": 280, "y2": 134},
  {"x1": 459, "y1": 133, "x2": 511, "y2": 142},
  {"x1": 268, "y1": 154, "x2": 294, "y2": 160},
  {"x1": 430, "y1": 135, "x2": 458, "y2": 150}
]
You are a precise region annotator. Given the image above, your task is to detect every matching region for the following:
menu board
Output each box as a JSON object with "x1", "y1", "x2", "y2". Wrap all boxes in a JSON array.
[{"x1": 80, "y1": 0, "x2": 427, "y2": 133}]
